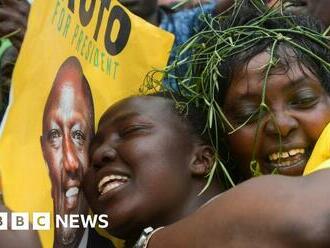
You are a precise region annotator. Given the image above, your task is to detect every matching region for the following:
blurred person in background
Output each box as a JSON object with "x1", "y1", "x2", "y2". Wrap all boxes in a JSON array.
[
  {"x1": 0, "y1": 0, "x2": 30, "y2": 122},
  {"x1": 0, "y1": 0, "x2": 234, "y2": 90},
  {"x1": 0, "y1": 41, "x2": 17, "y2": 122},
  {"x1": 0, "y1": 0, "x2": 30, "y2": 50},
  {"x1": 118, "y1": 0, "x2": 234, "y2": 89},
  {"x1": 284, "y1": 0, "x2": 330, "y2": 27},
  {"x1": 266, "y1": 0, "x2": 330, "y2": 27}
]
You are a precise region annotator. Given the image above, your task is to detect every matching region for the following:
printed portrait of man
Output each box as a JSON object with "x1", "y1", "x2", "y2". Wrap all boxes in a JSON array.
[{"x1": 40, "y1": 56, "x2": 95, "y2": 248}]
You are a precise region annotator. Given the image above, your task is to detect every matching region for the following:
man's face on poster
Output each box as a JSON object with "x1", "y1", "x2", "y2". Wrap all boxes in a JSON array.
[{"x1": 41, "y1": 58, "x2": 94, "y2": 247}]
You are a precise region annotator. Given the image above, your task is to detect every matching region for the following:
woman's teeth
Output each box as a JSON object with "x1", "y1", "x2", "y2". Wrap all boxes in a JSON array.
[
  {"x1": 268, "y1": 148, "x2": 305, "y2": 166},
  {"x1": 98, "y1": 175, "x2": 128, "y2": 195}
]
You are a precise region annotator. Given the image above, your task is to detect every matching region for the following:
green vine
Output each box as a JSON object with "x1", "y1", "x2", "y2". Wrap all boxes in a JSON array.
[{"x1": 141, "y1": 0, "x2": 330, "y2": 189}]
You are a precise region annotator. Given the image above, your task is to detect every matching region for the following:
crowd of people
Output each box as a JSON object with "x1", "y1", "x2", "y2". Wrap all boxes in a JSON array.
[{"x1": 1, "y1": 0, "x2": 330, "y2": 247}]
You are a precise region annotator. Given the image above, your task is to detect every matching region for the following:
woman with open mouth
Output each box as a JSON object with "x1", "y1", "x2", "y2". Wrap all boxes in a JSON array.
[
  {"x1": 221, "y1": 39, "x2": 330, "y2": 178},
  {"x1": 82, "y1": 92, "x2": 330, "y2": 247},
  {"x1": 82, "y1": 2, "x2": 330, "y2": 247},
  {"x1": 83, "y1": 93, "x2": 225, "y2": 247},
  {"x1": 161, "y1": 0, "x2": 330, "y2": 182}
]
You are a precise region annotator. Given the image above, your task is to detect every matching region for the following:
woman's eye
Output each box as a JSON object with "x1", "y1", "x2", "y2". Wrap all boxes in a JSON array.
[
  {"x1": 289, "y1": 88, "x2": 320, "y2": 109},
  {"x1": 290, "y1": 96, "x2": 318, "y2": 109},
  {"x1": 242, "y1": 113, "x2": 263, "y2": 125},
  {"x1": 229, "y1": 101, "x2": 264, "y2": 126},
  {"x1": 119, "y1": 125, "x2": 147, "y2": 137},
  {"x1": 233, "y1": 115, "x2": 252, "y2": 125},
  {"x1": 233, "y1": 109, "x2": 262, "y2": 125}
]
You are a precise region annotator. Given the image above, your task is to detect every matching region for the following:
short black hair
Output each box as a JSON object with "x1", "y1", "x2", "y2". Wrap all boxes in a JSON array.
[
  {"x1": 212, "y1": 4, "x2": 330, "y2": 105},
  {"x1": 148, "y1": 92, "x2": 211, "y2": 146},
  {"x1": 148, "y1": 92, "x2": 235, "y2": 187}
]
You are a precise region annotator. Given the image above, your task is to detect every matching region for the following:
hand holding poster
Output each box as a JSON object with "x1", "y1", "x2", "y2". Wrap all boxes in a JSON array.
[{"x1": 0, "y1": 0, "x2": 174, "y2": 247}]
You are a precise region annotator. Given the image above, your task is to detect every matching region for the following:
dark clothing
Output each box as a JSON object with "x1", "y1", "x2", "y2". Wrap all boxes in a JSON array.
[{"x1": 87, "y1": 228, "x2": 116, "y2": 248}]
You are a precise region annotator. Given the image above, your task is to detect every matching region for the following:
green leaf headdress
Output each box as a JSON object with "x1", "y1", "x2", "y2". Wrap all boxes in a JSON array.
[{"x1": 141, "y1": 0, "x2": 330, "y2": 191}]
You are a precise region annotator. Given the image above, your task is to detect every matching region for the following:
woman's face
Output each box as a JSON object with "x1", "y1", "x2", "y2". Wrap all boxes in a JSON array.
[
  {"x1": 223, "y1": 52, "x2": 330, "y2": 178},
  {"x1": 84, "y1": 96, "x2": 197, "y2": 239}
]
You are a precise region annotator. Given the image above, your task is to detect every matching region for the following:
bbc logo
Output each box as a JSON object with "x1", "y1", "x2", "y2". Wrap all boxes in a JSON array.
[{"x1": 0, "y1": 212, "x2": 50, "y2": 230}]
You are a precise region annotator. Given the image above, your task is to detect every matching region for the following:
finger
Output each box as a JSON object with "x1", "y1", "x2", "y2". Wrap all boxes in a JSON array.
[
  {"x1": 1, "y1": 0, "x2": 29, "y2": 16},
  {"x1": 1, "y1": 0, "x2": 22, "y2": 7},
  {"x1": 6, "y1": 0, "x2": 30, "y2": 16},
  {"x1": 0, "y1": 8, "x2": 27, "y2": 29},
  {"x1": 0, "y1": 21, "x2": 24, "y2": 39},
  {"x1": 10, "y1": 37, "x2": 22, "y2": 50},
  {"x1": 0, "y1": 0, "x2": 30, "y2": 16},
  {"x1": 0, "y1": 31, "x2": 23, "y2": 50},
  {"x1": 17, "y1": 1, "x2": 30, "y2": 16},
  {"x1": 0, "y1": 7, "x2": 16, "y2": 21},
  {"x1": 1, "y1": 0, "x2": 18, "y2": 7}
]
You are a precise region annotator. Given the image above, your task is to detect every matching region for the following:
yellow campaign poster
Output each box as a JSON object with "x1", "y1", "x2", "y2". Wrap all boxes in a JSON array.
[{"x1": 0, "y1": 0, "x2": 174, "y2": 247}]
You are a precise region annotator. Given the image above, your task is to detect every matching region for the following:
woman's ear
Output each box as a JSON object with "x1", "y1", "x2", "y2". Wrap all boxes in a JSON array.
[{"x1": 190, "y1": 145, "x2": 215, "y2": 176}]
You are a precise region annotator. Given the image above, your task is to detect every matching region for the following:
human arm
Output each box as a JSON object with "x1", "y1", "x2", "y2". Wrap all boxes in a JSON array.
[
  {"x1": 0, "y1": 0, "x2": 30, "y2": 50},
  {"x1": 149, "y1": 171, "x2": 330, "y2": 247}
]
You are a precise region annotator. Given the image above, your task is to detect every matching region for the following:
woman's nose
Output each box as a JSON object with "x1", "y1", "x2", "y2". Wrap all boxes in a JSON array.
[
  {"x1": 91, "y1": 144, "x2": 117, "y2": 169},
  {"x1": 264, "y1": 111, "x2": 299, "y2": 138}
]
